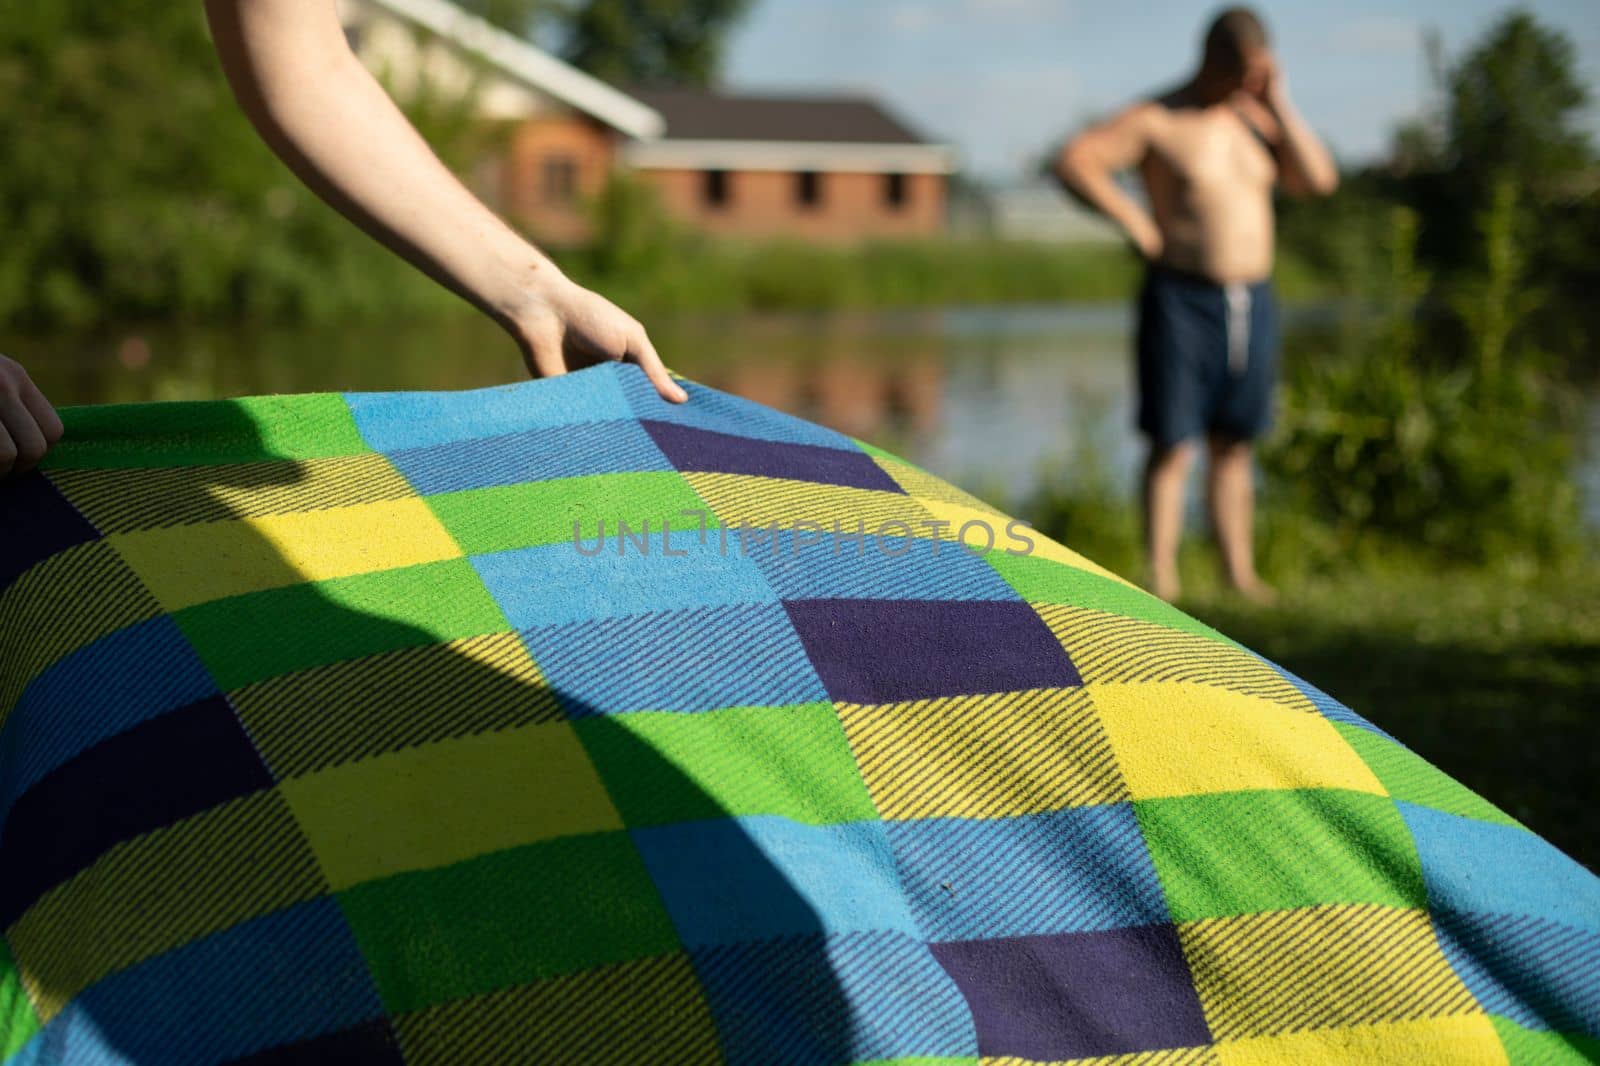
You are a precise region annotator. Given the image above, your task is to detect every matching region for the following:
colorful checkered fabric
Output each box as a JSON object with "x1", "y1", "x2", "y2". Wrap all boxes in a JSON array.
[{"x1": 1, "y1": 363, "x2": 1597, "y2": 1065}]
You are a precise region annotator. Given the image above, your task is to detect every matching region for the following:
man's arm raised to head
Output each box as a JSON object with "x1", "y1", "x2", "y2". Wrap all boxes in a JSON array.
[
  {"x1": 202, "y1": 0, "x2": 685, "y2": 401},
  {"x1": 1244, "y1": 59, "x2": 1338, "y2": 198},
  {"x1": 1055, "y1": 103, "x2": 1165, "y2": 261}
]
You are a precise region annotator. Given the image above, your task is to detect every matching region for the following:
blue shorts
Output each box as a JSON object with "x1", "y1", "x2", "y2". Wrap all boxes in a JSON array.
[{"x1": 1136, "y1": 264, "x2": 1278, "y2": 449}]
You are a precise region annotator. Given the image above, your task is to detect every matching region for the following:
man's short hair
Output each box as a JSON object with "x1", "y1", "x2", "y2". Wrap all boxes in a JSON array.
[{"x1": 1203, "y1": 7, "x2": 1268, "y2": 71}]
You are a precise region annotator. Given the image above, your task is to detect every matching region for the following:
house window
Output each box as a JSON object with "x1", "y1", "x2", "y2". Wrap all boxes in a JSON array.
[
  {"x1": 542, "y1": 155, "x2": 579, "y2": 207},
  {"x1": 703, "y1": 169, "x2": 730, "y2": 208},
  {"x1": 885, "y1": 172, "x2": 909, "y2": 210},
  {"x1": 796, "y1": 170, "x2": 823, "y2": 209}
]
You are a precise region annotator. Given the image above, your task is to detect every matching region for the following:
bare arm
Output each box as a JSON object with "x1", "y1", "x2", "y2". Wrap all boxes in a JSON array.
[
  {"x1": 203, "y1": 0, "x2": 685, "y2": 402},
  {"x1": 1258, "y1": 65, "x2": 1338, "y2": 198},
  {"x1": 1055, "y1": 104, "x2": 1164, "y2": 260}
]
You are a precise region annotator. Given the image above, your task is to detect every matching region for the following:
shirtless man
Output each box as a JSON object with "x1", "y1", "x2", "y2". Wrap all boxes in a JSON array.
[{"x1": 1056, "y1": 7, "x2": 1337, "y2": 602}]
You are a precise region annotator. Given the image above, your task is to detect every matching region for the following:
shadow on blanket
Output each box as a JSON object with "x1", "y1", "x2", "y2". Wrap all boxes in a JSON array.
[{"x1": 0, "y1": 407, "x2": 855, "y2": 1065}]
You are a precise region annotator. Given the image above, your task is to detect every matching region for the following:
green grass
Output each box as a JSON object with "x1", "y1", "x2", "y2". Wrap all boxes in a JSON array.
[
  {"x1": 567, "y1": 237, "x2": 1340, "y2": 318},
  {"x1": 568, "y1": 238, "x2": 1149, "y2": 316}
]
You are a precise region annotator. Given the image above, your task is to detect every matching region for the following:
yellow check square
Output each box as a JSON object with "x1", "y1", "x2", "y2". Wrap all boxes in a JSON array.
[
  {"x1": 111, "y1": 498, "x2": 462, "y2": 611},
  {"x1": 1180, "y1": 904, "x2": 1479, "y2": 1041},
  {"x1": 837, "y1": 688, "x2": 1128, "y2": 820},
  {"x1": 1087, "y1": 681, "x2": 1385, "y2": 800},
  {"x1": 396, "y1": 953, "x2": 721, "y2": 1065},
  {"x1": 1039, "y1": 605, "x2": 1309, "y2": 704},
  {"x1": 281, "y1": 722, "x2": 621, "y2": 891},
  {"x1": 1215, "y1": 1015, "x2": 1506, "y2": 1066}
]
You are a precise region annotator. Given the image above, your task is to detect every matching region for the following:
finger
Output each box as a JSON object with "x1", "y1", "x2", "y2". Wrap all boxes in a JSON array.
[
  {"x1": 17, "y1": 370, "x2": 64, "y2": 446},
  {"x1": 630, "y1": 329, "x2": 688, "y2": 404},
  {"x1": 0, "y1": 391, "x2": 47, "y2": 476}
]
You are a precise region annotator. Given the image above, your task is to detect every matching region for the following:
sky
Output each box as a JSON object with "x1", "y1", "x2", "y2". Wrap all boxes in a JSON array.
[{"x1": 719, "y1": 0, "x2": 1600, "y2": 180}]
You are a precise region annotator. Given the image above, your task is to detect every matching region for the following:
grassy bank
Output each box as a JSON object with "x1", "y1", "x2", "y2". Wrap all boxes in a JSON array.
[
  {"x1": 563, "y1": 237, "x2": 1337, "y2": 318},
  {"x1": 565, "y1": 238, "x2": 1141, "y2": 316}
]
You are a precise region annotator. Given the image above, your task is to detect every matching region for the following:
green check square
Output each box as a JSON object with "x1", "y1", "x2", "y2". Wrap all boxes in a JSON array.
[
  {"x1": 338, "y1": 831, "x2": 679, "y2": 1015},
  {"x1": 577, "y1": 703, "x2": 878, "y2": 828},
  {"x1": 428, "y1": 471, "x2": 718, "y2": 554},
  {"x1": 1335, "y1": 723, "x2": 1521, "y2": 828},
  {"x1": 1136, "y1": 787, "x2": 1425, "y2": 921},
  {"x1": 395, "y1": 950, "x2": 722, "y2": 1065},
  {"x1": 0, "y1": 937, "x2": 40, "y2": 1059},
  {"x1": 177, "y1": 558, "x2": 508, "y2": 688},
  {"x1": 1490, "y1": 1015, "x2": 1600, "y2": 1063},
  {"x1": 985, "y1": 551, "x2": 1234, "y2": 644},
  {"x1": 52, "y1": 393, "x2": 367, "y2": 469}
]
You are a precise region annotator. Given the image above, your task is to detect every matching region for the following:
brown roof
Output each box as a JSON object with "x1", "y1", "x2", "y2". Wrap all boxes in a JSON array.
[{"x1": 628, "y1": 89, "x2": 934, "y2": 145}]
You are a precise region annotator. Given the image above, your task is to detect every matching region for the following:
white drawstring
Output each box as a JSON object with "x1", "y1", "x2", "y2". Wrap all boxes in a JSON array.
[{"x1": 1224, "y1": 283, "x2": 1251, "y2": 377}]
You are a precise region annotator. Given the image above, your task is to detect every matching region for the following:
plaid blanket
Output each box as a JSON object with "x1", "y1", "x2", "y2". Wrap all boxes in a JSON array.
[{"x1": 1, "y1": 363, "x2": 1596, "y2": 1065}]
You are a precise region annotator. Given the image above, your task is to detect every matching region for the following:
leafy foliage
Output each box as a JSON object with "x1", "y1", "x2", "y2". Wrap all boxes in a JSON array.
[
  {"x1": 1445, "y1": 11, "x2": 1592, "y2": 196},
  {"x1": 1263, "y1": 195, "x2": 1581, "y2": 566},
  {"x1": 562, "y1": 0, "x2": 752, "y2": 87},
  {"x1": 0, "y1": 3, "x2": 458, "y2": 328},
  {"x1": 1281, "y1": 10, "x2": 1598, "y2": 374}
]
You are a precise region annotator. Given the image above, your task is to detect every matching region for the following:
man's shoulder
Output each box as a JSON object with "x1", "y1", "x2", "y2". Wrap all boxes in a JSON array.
[
  {"x1": 1134, "y1": 83, "x2": 1202, "y2": 129},
  {"x1": 1109, "y1": 97, "x2": 1173, "y2": 135}
]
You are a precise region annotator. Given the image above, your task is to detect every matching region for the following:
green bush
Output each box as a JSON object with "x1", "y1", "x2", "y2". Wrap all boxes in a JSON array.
[
  {"x1": 1263, "y1": 196, "x2": 1582, "y2": 567},
  {"x1": 0, "y1": 3, "x2": 462, "y2": 328}
]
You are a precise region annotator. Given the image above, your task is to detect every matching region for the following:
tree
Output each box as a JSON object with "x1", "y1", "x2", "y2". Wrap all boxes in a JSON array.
[
  {"x1": 562, "y1": 0, "x2": 752, "y2": 87},
  {"x1": 0, "y1": 3, "x2": 463, "y2": 327},
  {"x1": 1445, "y1": 10, "x2": 1592, "y2": 197},
  {"x1": 1442, "y1": 12, "x2": 1596, "y2": 369},
  {"x1": 1382, "y1": 10, "x2": 1598, "y2": 369}
]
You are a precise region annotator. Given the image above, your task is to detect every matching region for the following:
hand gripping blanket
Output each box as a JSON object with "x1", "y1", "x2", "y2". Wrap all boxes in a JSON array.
[{"x1": 1, "y1": 363, "x2": 1597, "y2": 1066}]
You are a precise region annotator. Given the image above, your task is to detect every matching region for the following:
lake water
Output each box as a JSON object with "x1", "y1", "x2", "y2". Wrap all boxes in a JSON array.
[{"x1": 13, "y1": 304, "x2": 1598, "y2": 518}]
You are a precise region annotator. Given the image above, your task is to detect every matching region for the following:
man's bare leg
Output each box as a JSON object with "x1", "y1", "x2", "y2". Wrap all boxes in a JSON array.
[
  {"x1": 1143, "y1": 441, "x2": 1195, "y2": 601},
  {"x1": 1206, "y1": 434, "x2": 1275, "y2": 603}
]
